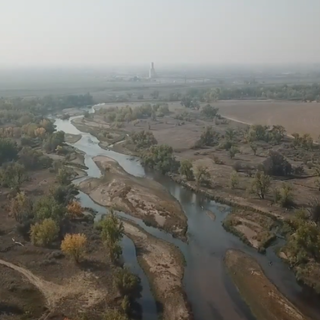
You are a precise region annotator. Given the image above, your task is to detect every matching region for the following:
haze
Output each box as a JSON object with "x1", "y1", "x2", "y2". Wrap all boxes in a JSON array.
[{"x1": 1, "y1": 0, "x2": 320, "y2": 67}]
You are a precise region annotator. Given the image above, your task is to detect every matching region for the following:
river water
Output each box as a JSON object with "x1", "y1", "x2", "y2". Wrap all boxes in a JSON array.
[{"x1": 54, "y1": 107, "x2": 319, "y2": 320}]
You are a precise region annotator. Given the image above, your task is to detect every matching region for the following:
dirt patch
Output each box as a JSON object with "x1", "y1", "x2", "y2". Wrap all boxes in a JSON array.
[
  {"x1": 225, "y1": 250, "x2": 310, "y2": 320},
  {"x1": 79, "y1": 156, "x2": 187, "y2": 240},
  {"x1": 122, "y1": 220, "x2": 192, "y2": 320}
]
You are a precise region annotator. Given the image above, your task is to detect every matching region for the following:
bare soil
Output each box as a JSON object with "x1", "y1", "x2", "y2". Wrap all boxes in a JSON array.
[
  {"x1": 79, "y1": 156, "x2": 187, "y2": 239},
  {"x1": 225, "y1": 250, "x2": 311, "y2": 320}
]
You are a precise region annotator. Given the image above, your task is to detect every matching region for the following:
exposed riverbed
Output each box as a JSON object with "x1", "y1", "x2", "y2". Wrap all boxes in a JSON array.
[{"x1": 54, "y1": 107, "x2": 319, "y2": 320}]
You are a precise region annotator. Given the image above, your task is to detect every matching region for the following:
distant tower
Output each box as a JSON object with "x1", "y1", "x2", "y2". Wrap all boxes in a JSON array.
[{"x1": 149, "y1": 62, "x2": 157, "y2": 79}]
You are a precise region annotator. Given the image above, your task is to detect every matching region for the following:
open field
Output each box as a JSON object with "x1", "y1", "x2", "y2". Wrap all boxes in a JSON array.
[{"x1": 216, "y1": 100, "x2": 320, "y2": 139}]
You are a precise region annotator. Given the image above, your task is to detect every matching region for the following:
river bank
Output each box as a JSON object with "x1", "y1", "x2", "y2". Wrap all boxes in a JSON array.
[
  {"x1": 225, "y1": 250, "x2": 310, "y2": 320},
  {"x1": 79, "y1": 156, "x2": 188, "y2": 240},
  {"x1": 122, "y1": 219, "x2": 192, "y2": 320}
]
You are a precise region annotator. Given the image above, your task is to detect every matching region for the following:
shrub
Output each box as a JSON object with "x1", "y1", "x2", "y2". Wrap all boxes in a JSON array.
[
  {"x1": 30, "y1": 218, "x2": 59, "y2": 247},
  {"x1": 230, "y1": 171, "x2": 239, "y2": 189},
  {"x1": 213, "y1": 155, "x2": 224, "y2": 165},
  {"x1": 179, "y1": 159, "x2": 194, "y2": 180},
  {"x1": 61, "y1": 233, "x2": 87, "y2": 263},
  {"x1": 113, "y1": 267, "x2": 141, "y2": 298},
  {"x1": 229, "y1": 146, "x2": 239, "y2": 159},
  {"x1": 103, "y1": 309, "x2": 128, "y2": 320},
  {"x1": 194, "y1": 165, "x2": 211, "y2": 188}
]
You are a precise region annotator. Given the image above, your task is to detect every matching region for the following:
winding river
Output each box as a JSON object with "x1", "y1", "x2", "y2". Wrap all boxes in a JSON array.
[{"x1": 54, "y1": 106, "x2": 319, "y2": 320}]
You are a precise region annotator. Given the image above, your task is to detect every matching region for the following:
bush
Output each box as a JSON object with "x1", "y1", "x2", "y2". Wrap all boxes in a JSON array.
[
  {"x1": 250, "y1": 171, "x2": 271, "y2": 199},
  {"x1": 61, "y1": 233, "x2": 87, "y2": 263},
  {"x1": 30, "y1": 218, "x2": 59, "y2": 247},
  {"x1": 114, "y1": 267, "x2": 141, "y2": 299},
  {"x1": 230, "y1": 171, "x2": 239, "y2": 189},
  {"x1": 213, "y1": 155, "x2": 224, "y2": 165},
  {"x1": 103, "y1": 309, "x2": 128, "y2": 320}
]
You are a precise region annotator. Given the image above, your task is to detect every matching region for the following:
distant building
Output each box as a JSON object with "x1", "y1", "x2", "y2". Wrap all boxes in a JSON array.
[{"x1": 149, "y1": 62, "x2": 157, "y2": 79}]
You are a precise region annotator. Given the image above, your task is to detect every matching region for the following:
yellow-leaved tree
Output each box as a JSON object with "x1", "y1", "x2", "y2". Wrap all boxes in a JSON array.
[{"x1": 61, "y1": 233, "x2": 87, "y2": 263}]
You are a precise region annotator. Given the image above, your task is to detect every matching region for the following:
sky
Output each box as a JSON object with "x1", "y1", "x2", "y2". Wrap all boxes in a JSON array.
[{"x1": 1, "y1": 0, "x2": 320, "y2": 67}]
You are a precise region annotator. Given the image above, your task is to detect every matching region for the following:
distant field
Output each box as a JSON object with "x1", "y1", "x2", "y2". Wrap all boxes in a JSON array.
[{"x1": 216, "y1": 100, "x2": 320, "y2": 139}]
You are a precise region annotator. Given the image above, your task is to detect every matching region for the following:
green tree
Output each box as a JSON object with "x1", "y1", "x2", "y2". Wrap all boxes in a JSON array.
[
  {"x1": 229, "y1": 146, "x2": 239, "y2": 159},
  {"x1": 30, "y1": 218, "x2": 59, "y2": 247},
  {"x1": 33, "y1": 196, "x2": 66, "y2": 222},
  {"x1": 56, "y1": 168, "x2": 72, "y2": 185},
  {"x1": 0, "y1": 163, "x2": 27, "y2": 188},
  {"x1": 179, "y1": 159, "x2": 194, "y2": 181},
  {"x1": 201, "y1": 104, "x2": 219, "y2": 119},
  {"x1": 10, "y1": 191, "x2": 33, "y2": 223},
  {"x1": 197, "y1": 126, "x2": 220, "y2": 147},
  {"x1": 114, "y1": 267, "x2": 141, "y2": 299},
  {"x1": 141, "y1": 144, "x2": 180, "y2": 174},
  {"x1": 250, "y1": 171, "x2": 271, "y2": 199},
  {"x1": 130, "y1": 130, "x2": 157, "y2": 149},
  {"x1": 100, "y1": 211, "x2": 124, "y2": 263},
  {"x1": 225, "y1": 128, "x2": 236, "y2": 142},
  {"x1": 194, "y1": 165, "x2": 210, "y2": 188},
  {"x1": 0, "y1": 138, "x2": 18, "y2": 165}
]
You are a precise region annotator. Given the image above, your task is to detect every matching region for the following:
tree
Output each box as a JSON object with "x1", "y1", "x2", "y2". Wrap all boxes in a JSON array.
[
  {"x1": 201, "y1": 104, "x2": 219, "y2": 119},
  {"x1": 39, "y1": 119, "x2": 55, "y2": 134},
  {"x1": 0, "y1": 138, "x2": 18, "y2": 165},
  {"x1": 196, "y1": 126, "x2": 220, "y2": 147},
  {"x1": 61, "y1": 233, "x2": 87, "y2": 263},
  {"x1": 30, "y1": 218, "x2": 59, "y2": 247},
  {"x1": 10, "y1": 191, "x2": 33, "y2": 223},
  {"x1": 56, "y1": 168, "x2": 72, "y2": 185},
  {"x1": 50, "y1": 184, "x2": 79, "y2": 205},
  {"x1": 262, "y1": 151, "x2": 292, "y2": 176},
  {"x1": 250, "y1": 143, "x2": 258, "y2": 155},
  {"x1": 250, "y1": 171, "x2": 271, "y2": 199},
  {"x1": 114, "y1": 267, "x2": 140, "y2": 299},
  {"x1": 130, "y1": 130, "x2": 157, "y2": 149},
  {"x1": 141, "y1": 144, "x2": 180, "y2": 174},
  {"x1": 33, "y1": 196, "x2": 66, "y2": 222},
  {"x1": 279, "y1": 183, "x2": 294, "y2": 207},
  {"x1": 100, "y1": 211, "x2": 124, "y2": 263},
  {"x1": 229, "y1": 146, "x2": 239, "y2": 159},
  {"x1": 230, "y1": 171, "x2": 239, "y2": 189},
  {"x1": 67, "y1": 201, "x2": 83, "y2": 217},
  {"x1": 179, "y1": 159, "x2": 194, "y2": 181},
  {"x1": 194, "y1": 165, "x2": 210, "y2": 188},
  {"x1": 225, "y1": 128, "x2": 236, "y2": 142},
  {"x1": 0, "y1": 163, "x2": 27, "y2": 188}
]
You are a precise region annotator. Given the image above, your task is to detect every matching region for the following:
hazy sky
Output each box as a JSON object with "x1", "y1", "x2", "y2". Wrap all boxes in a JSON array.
[{"x1": 1, "y1": 0, "x2": 320, "y2": 67}]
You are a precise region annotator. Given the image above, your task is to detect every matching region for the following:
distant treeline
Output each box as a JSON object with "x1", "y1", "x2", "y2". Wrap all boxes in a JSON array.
[
  {"x1": 182, "y1": 83, "x2": 320, "y2": 103},
  {"x1": 0, "y1": 93, "x2": 94, "y2": 125}
]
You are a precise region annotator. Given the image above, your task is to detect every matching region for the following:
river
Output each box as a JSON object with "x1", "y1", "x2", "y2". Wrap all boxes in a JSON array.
[{"x1": 54, "y1": 107, "x2": 319, "y2": 320}]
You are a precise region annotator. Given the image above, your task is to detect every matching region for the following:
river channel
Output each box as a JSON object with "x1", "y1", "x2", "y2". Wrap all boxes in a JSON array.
[{"x1": 54, "y1": 106, "x2": 319, "y2": 320}]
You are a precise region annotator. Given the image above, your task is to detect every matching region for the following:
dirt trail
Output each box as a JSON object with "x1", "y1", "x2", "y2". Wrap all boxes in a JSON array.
[
  {"x1": 0, "y1": 258, "x2": 62, "y2": 307},
  {"x1": 0, "y1": 258, "x2": 106, "y2": 310}
]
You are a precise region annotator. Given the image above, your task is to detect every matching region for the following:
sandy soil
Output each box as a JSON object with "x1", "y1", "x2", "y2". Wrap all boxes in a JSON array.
[
  {"x1": 216, "y1": 100, "x2": 320, "y2": 139},
  {"x1": 225, "y1": 250, "x2": 310, "y2": 320},
  {"x1": 122, "y1": 220, "x2": 192, "y2": 320},
  {"x1": 79, "y1": 156, "x2": 187, "y2": 239}
]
